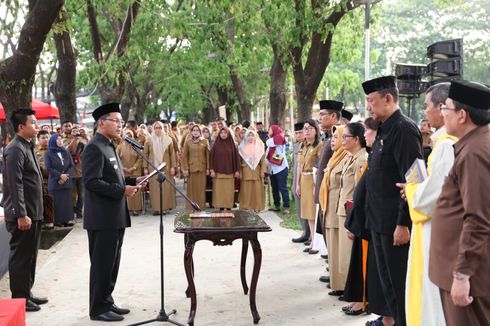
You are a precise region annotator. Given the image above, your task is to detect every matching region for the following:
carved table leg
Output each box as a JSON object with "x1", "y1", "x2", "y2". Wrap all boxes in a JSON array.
[
  {"x1": 250, "y1": 236, "x2": 262, "y2": 324},
  {"x1": 184, "y1": 237, "x2": 197, "y2": 326},
  {"x1": 185, "y1": 235, "x2": 195, "y2": 298},
  {"x1": 240, "y1": 238, "x2": 249, "y2": 295}
]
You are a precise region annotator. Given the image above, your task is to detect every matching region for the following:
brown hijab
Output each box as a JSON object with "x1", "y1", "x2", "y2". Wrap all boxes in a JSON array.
[{"x1": 210, "y1": 127, "x2": 240, "y2": 174}]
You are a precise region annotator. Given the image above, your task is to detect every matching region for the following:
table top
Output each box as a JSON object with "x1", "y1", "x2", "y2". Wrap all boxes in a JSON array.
[{"x1": 174, "y1": 210, "x2": 272, "y2": 233}]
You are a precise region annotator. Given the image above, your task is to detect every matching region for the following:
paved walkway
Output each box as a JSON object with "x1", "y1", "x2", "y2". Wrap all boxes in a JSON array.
[{"x1": 0, "y1": 183, "x2": 375, "y2": 326}]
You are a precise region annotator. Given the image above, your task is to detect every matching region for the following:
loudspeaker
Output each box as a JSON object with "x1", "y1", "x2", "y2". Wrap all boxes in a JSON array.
[
  {"x1": 395, "y1": 64, "x2": 428, "y2": 79},
  {"x1": 427, "y1": 39, "x2": 463, "y2": 60},
  {"x1": 428, "y1": 58, "x2": 463, "y2": 77},
  {"x1": 397, "y1": 79, "x2": 429, "y2": 95}
]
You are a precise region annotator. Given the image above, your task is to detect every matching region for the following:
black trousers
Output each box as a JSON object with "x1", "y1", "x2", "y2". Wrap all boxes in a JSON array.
[
  {"x1": 87, "y1": 229, "x2": 125, "y2": 316},
  {"x1": 72, "y1": 177, "x2": 84, "y2": 218},
  {"x1": 371, "y1": 230, "x2": 409, "y2": 326},
  {"x1": 7, "y1": 220, "x2": 42, "y2": 299}
]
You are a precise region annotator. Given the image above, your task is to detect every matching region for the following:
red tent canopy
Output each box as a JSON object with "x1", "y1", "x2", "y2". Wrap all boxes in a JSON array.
[{"x1": 0, "y1": 98, "x2": 60, "y2": 121}]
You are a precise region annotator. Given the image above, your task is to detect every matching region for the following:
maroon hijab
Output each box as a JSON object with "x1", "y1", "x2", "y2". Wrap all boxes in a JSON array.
[
  {"x1": 266, "y1": 125, "x2": 286, "y2": 162},
  {"x1": 210, "y1": 127, "x2": 240, "y2": 174}
]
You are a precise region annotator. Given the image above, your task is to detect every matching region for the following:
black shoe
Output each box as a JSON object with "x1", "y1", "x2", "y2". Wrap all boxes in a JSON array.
[
  {"x1": 303, "y1": 247, "x2": 311, "y2": 253},
  {"x1": 321, "y1": 254, "x2": 328, "y2": 259},
  {"x1": 365, "y1": 316, "x2": 383, "y2": 326},
  {"x1": 339, "y1": 295, "x2": 345, "y2": 301},
  {"x1": 25, "y1": 300, "x2": 41, "y2": 312},
  {"x1": 110, "y1": 304, "x2": 130, "y2": 315},
  {"x1": 326, "y1": 283, "x2": 331, "y2": 289},
  {"x1": 292, "y1": 235, "x2": 308, "y2": 243},
  {"x1": 319, "y1": 275, "x2": 330, "y2": 283},
  {"x1": 308, "y1": 249, "x2": 319, "y2": 255},
  {"x1": 345, "y1": 305, "x2": 370, "y2": 316},
  {"x1": 304, "y1": 240, "x2": 311, "y2": 246},
  {"x1": 328, "y1": 290, "x2": 344, "y2": 296},
  {"x1": 268, "y1": 207, "x2": 280, "y2": 212},
  {"x1": 30, "y1": 295, "x2": 48, "y2": 305},
  {"x1": 90, "y1": 311, "x2": 124, "y2": 322},
  {"x1": 342, "y1": 304, "x2": 353, "y2": 312}
]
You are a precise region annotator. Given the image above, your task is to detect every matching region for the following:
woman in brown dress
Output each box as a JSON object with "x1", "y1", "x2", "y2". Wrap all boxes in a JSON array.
[
  {"x1": 181, "y1": 125, "x2": 209, "y2": 211},
  {"x1": 296, "y1": 119, "x2": 322, "y2": 254},
  {"x1": 117, "y1": 129, "x2": 143, "y2": 215},
  {"x1": 319, "y1": 125, "x2": 350, "y2": 295},
  {"x1": 210, "y1": 127, "x2": 240, "y2": 210},
  {"x1": 143, "y1": 121, "x2": 176, "y2": 214},
  {"x1": 238, "y1": 130, "x2": 267, "y2": 212},
  {"x1": 336, "y1": 122, "x2": 368, "y2": 309}
]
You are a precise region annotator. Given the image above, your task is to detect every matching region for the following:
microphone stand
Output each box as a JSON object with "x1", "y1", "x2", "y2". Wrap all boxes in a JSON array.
[{"x1": 126, "y1": 141, "x2": 199, "y2": 326}]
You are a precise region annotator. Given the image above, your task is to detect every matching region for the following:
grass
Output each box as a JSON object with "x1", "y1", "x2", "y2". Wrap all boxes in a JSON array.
[{"x1": 264, "y1": 171, "x2": 302, "y2": 231}]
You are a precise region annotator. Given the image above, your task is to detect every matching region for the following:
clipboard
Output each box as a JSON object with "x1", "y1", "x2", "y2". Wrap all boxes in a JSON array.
[{"x1": 137, "y1": 162, "x2": 167, "y2": 186}]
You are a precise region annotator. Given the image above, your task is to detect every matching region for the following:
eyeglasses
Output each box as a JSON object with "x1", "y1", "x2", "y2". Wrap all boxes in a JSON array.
[
  {"x1": 441, "y1": 105, "x2": 458, "y2": 112},
  {"x1": 103, "y1": 118, "x2": 125, "y2": 125},
  {"x1": 303, "y1": 126, "x2": 314, "y2": 132},
  {"x1": 342, "y1": 134, "x2": 355, "y2": 140}
]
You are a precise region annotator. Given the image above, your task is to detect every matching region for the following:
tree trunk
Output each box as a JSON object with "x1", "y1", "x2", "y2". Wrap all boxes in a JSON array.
[
  {"x1": 53, "y1": 6, "x2": 77, "y2": 123},
  {"x1": 86, "y1": 0, "x2": 141, "y2": 105},
  {"x1": 0, "y1": 0, "x2": 64, "y2": 137},
  {"x1": 120, "y1": 85, "x2": 134, "y2": 122},
  {"x1": 291, "y1": 0, "x2": 358, "y2": 121},
  {"x1": 296, "y1": 86, "x2": 315, "y2": 122},
  {"x1": 269, "y1": 46, "x2": 288, "y2": 126}
]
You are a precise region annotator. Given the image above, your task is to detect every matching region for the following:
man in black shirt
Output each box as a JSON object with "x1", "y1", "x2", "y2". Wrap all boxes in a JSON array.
[
  {"x1": 83, "y1": 103, "x2": 146, "y2": 322},
  {"x1": 363, "y1": 76, "x2": 422, "y2": 326},
  {"x1": 3, "y1": 109, "x2": 47, "y2": 312}
]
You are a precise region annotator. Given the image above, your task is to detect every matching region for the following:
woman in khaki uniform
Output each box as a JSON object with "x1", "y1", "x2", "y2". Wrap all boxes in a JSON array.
[
  {"x1": 144, "y1": 121, "x2": 176, "y2": 214},
  {"x1": 238, "y1": 130, "x2": 267, "y2": 212},
  {"x1": 117, "y1": 129, "x2": 143, "y2": 215},
  {"x1": 209, "y1": 127, "x2": 240, "y2": 209},
  {"x1": 296, "y1": 119, "x2": 322, "y2": 254},
  {"x1": 336, "y1": 122, "x2": 368, "y2": 304},
  {"x1": 319, "y1": 125, "x2": 350, "y2": 295},
  {"x1": 181, "y1": 125, "x2": 209, "y2": 211}
]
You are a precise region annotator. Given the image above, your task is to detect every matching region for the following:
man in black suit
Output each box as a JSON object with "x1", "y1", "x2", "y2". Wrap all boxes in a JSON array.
[
  {"x1": 363, "y1": 76, "x2": 423, "y2": 326},
  {"x1": 82, "y1": 103, "x2": 146, "y2": 322},
  {"x1": 2, "y1": 108, "x2": 48, "y2": 312}
]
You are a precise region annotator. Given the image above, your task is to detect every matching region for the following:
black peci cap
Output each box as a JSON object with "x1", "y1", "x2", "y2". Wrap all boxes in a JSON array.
[
  {"x1": 92, "y1": 103, "x2": 121, "y2": 121},
  {"x1": 341, "y1": 110, "x2": 353, "y2": 121},
  {"x1": 362, "y1": 76, "x2": 397, "y2": 95},
  {"x1": 319, "y1": 100, "x2": 343, "y2": 111},
  {"x1": 448, "y1": 80, "x2": 490, "y2": 110},
  {"x1": 294, "y1": 122, "x2": 304, "y2": 131}
]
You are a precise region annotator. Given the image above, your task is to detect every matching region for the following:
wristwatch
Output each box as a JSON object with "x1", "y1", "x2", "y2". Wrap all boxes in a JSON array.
[{"x1": 453, "y1": 271, "x2": 470, "y2": 281}]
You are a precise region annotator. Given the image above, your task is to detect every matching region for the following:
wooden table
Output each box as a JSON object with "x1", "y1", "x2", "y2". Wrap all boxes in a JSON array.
[{"x1": 174, "y1": 210, "x2": 272, "y2": 326}]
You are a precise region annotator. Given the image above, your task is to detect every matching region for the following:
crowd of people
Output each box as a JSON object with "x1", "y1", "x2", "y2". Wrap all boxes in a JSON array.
[{"x1": 1, "y1": 76, "x2": 488, "y2": 325}]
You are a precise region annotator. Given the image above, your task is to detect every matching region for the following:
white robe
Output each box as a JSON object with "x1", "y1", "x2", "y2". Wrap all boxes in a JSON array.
[{"x1": 405, "y1": 127, "x2": 456, "y2": 326}]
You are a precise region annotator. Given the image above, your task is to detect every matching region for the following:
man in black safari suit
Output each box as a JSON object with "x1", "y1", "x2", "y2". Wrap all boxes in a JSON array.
[
  {"x1": 82, "y1": 103, "x2": 145, "y2": 322},
  {"x1": 363, "y1": 76, "x2": 423, "y2": 326},
  {"x1": 2, "y1": 109, "x2": 49, "y2": 312}
]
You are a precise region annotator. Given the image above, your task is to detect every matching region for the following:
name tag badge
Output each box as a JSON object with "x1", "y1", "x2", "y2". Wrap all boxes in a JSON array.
[{"x1": 109, "y1": 157, "x2": 117, "y2": 162}]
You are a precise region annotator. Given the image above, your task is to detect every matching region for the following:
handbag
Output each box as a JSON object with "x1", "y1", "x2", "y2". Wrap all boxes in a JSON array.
[
  {"x1": 43, "y1": 193, "x2": 55, "y2": 223},
  {"x1": 269, "y1": 153, "x2": 284, "y2": 166}
]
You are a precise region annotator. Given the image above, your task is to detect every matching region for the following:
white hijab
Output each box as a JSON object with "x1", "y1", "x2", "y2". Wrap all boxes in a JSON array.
[
  {"x1": 238, "y1": 130, "x2": 264, "y2": 170},
  {"x1": 150, "y1": 121, "x2": 172, "y2": 165}
]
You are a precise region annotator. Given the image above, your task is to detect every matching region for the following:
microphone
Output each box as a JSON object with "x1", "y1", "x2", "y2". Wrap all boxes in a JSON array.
[{"x1": 122, "y1": 135, "x2": 144, "y2": 150}]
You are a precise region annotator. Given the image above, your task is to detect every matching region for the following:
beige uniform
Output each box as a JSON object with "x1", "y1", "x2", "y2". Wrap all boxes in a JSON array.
[
  {"x1": 297, "y1": 142, "x2": 321, "y2": 220},
  {"x1": 239, "y1": 156, "x2": 267, "y2": 212},
  {"x1": 181, "y1": 139, "x2": 209, "y2": 210},
  {"x1": 144, "y1": 139, "x2": 176, "y2": 212}
]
